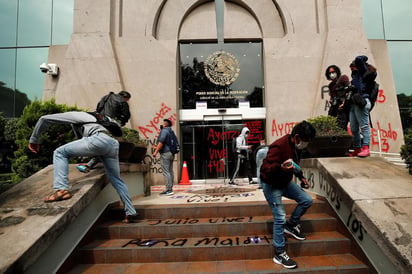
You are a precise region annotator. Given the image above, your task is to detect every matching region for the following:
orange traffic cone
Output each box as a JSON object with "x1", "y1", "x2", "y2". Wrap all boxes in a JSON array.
[{"x1": 179, "y1": 161, "x2": 191, "y2": 185}]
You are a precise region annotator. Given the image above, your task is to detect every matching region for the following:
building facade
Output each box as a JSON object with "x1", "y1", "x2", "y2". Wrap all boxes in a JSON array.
[{"x1": 0, "y1": 0, "x2": 406, "y2": 185}]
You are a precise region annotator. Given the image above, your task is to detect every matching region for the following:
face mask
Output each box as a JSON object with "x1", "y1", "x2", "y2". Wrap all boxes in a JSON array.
[
  {"x1": 296, "y1": 140, "x2": 309, "y2": 150},
  {"x1": 329, "y1": 72, "x2": 337, "y2": 80}
]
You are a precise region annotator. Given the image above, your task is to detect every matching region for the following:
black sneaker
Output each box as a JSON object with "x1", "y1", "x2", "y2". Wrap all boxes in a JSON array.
[
  {"x1": 160, "y1": 190, "x2": 174, "y2": 196},
  {"x1": 273, "y1": 251, "x2": 297, "y2": 269},
  {"x1": 228, "y1": 181, "x2": 236, "y2": 185},
  {"x1": 284, "y1": 221, "x2": 306, "y2": 240}
]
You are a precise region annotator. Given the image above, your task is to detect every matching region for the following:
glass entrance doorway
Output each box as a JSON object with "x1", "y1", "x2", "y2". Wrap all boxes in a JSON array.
[
  {"x1": 180, "y1": 118, "x2": 264, "y2": 183},
  {"x1": 179, "y1": 41, "x2": 265, "y2": 183}
]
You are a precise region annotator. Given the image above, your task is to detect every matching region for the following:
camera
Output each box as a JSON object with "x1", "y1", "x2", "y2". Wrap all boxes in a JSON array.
[
  {"x1": 39, "y1": 63, "x2": 49, "y2": 73},
  {"x1": 39, "y1": 63, "x2": 59, "y2": 76}
]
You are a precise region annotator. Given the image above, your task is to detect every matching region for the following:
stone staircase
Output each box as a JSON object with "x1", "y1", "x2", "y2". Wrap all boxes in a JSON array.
[{"x1": 61, "y1": 197, "x2": 374, "y2": 273}]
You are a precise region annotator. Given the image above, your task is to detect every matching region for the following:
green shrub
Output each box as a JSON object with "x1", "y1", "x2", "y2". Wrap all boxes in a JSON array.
[
  {"x1": 306, "y1": 115, "x2": 350, "y2": 137},
  {"x1": 4, "y1": 117, "x2": 18, "y2": 141},
  {"x1": 0, "y1": 116, "x2": 18, "y2": 171},
  {"x1": 11, "y1": 99, "x2": 83, "y2": 183},
  {"x1": 400, "y1": 128, "x2": 412, "y2": 175}
]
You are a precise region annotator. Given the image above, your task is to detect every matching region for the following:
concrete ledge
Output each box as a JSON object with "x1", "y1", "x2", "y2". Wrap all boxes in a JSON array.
[
  {"x1": 301, "y1": 157, "x2": 412, "y2": 274},
  {"x1": 0, "y1": 163, "x2": 149, "y2": 273}
]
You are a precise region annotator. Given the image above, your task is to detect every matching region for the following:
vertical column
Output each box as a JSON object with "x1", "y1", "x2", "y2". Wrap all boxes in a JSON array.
[{"x1": 215, "y1": 0, "x2": 224, "y2": 44}]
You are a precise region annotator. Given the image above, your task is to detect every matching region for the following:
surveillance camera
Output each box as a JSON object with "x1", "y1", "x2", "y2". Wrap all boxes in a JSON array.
[
  {"x1": 39, "y1": 63, "x2": 59, "y2": 76},
  {"x1": 40, "y1": 63, "x2": 49, "y2": 73}
]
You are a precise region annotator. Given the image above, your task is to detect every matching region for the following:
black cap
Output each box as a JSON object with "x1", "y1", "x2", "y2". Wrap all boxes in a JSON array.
[{"x1": 118, "y1": 90, "x2": 131, "y2": 99}]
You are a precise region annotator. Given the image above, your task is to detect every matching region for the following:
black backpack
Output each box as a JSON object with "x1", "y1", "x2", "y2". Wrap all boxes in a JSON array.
[
  {"x1": 96, "y1": 92, "x2": 130, "y2": 126},
  {"x1": 368, "y1": 82, "x2": 379, "y2": 111},
  {"x1": 232, "y1": 136, "x2": 238, "y2": 153},
  {"x1": 166, "y1": 128, "x2": 180, "y2": 155},
  {"x1": 86, "y1": 111, "x2": 123, "y2": 137}
]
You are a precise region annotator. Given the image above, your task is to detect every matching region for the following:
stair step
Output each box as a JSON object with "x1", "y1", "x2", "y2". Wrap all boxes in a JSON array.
[
  {"x1": 95, "y1": 213, "x2": 337, "y2": 239},
  {"x1": 105, "y1": 198, "x2": 329, "y2": 220},
  {"x1": 79, "y1": 231, "x2": 351, "y2": 263},
  {"x1": 62, "y1": 198, "x2": 373, "y2": 273},
  {"x1": 67, "y1": 254, "x2": 369, "y2": 274}
]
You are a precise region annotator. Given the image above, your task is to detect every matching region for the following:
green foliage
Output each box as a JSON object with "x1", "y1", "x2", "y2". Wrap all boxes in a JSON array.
[
  {"x1": 397, "y1": 93, "x2": 412, "y2": 131},
  {"x1": 401, "y1": 127, "x2": 412, "y2": 175},
  {"x1": 4, "y1": 117, "x2": 18, "y2": 141},
  {"x1": 306, "y1": 115, "x2": 350, "y2": 137},
  {"x1": 0, "y1": 113, "x2": 4, "y2": 142},
  {"x1": 11, "y1": 99, "x2": 82, "y2": 183},
  {"x1": 118, "y1": 127, "x2": 146, "y2": 146},
  {"x1": 398, "y1": 93, "x2": 412, "y2": 175}
]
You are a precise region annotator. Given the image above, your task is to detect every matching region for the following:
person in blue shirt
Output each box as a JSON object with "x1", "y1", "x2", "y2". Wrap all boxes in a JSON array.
[{"x1": 153, "y1": 119, "x2": 175, "y2": 195}]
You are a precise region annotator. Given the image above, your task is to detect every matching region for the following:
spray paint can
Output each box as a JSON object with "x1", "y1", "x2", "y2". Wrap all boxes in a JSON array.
[{"x1": 285, "y1": 159, "x2": 301, "y2": 173}]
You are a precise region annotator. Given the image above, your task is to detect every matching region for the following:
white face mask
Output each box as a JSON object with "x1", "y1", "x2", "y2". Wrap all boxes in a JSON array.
[
  {"x1": 329, "y1": 72, "x2": 337, "y2": 80},
  {"x1": 296, "y1": 140, "x2": 309, "y2": 150}
]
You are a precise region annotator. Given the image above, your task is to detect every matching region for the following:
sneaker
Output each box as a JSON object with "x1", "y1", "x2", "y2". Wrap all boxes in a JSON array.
[
  {"x1": 76, "y1": 164, "x2": 90, "y2": 173},
  {"x1": 249, "y1": 180, "x2": 257, "y2": 184},
  {"x1": 273, "y1": 251, "x2": 297, "y2": 269},
  {"x1": 284, "y1": 221, "x2": 306, "y2": 240},
  {"x1": 160, "y1": 190, "x2": 174, "y2": 196},
  {"x1": 349, "y1": 148, "x2": 361, "y2": 157},
  {"x1": 228, "y1": 181, "x2": 237, "y2": 185},
  {"x1": 357, "y1": 145, "x2": 370, "y2": 157},
  {"x1": 123, "y1": 213, "x2": 139, "y2": 223}
]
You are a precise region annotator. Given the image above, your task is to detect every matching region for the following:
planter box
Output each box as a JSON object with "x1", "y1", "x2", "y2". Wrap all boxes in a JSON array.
[
  {"x1": 119, "y1": 142, "x2": 135, "y2": 162},
  {"x1": 128, "y1": 145, "x2": 148, "y2": 163},
  {"x1": 305, "y1": 136, "x2": 352, "y2": 157}
]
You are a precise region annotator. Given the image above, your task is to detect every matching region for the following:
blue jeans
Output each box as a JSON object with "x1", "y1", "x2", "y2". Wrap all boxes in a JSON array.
[
  {"x1": 262, "y1": 181, "x2": 312, "y2": 252},
  {"x1": 255, "y1": 147, "x2": 269, "y2": 188},
  {"x1": 53, "y1": 132, "x2": 136, "y2": 216},
  {"x1": 160, "y1": 151, "x2": 174, "y2": 191},
  {"x1": 349, "y1": 98, "x2": 371, "y2": 148}
]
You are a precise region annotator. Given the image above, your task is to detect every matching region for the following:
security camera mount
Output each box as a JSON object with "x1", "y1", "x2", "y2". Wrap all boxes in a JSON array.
[{"x1": 40, "y1": 63, "x2": 59, "y2": 76}]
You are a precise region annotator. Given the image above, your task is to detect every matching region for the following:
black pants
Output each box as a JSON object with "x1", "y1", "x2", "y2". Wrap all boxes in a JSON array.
[
  {"x1": 230, "y1": 153, "x2": 253, "y2": 183},
  {"x1": 329, "y1": 105, "x2": 349, "y2": 130}
]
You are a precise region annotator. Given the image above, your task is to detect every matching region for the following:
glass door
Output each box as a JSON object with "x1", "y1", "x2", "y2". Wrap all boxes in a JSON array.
[{"x1": 181, "y1": 119, "x2": 264, "y2": 183}]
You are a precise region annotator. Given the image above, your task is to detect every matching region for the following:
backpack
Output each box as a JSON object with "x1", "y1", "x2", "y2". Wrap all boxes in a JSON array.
[
  {"x1": 368, "y1": 82, "x2": 379, "y2": 111},
  {"x1": 166, "y1": 128, "x2": 180, "y2": 154},
  {"x1": 96, "y1": 92, "x2": 130, "y2": 126},
  {"x1": 232, "y1": 136, "x2": 238, "y2": 153},
  {"x1": 86, "y1": 111, "x2": 123, "y2": 137}
]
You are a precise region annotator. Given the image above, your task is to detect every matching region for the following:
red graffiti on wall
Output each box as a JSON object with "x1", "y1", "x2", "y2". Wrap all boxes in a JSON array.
[
  {"x1": 244, "y1": 121, "x2": 264, "y2": 144},
  {"x1": 272, "y1": 119, "x2": 296, "y2": 137},
  {"x1": 206, "y1": 128, "x2": 237, "y2": 174},
  {"x1": 138, "y1": 103, "x2": 177, "y2": 139},
  {"x1": 207, "y1": 128, "x2": 238, "y2": 146},
  {"x1": 376, "y1": 89, "x2": 386, "y2": 105},
  {"x1": 371, "y1": 122, "x2": 398, "y2": 153}
]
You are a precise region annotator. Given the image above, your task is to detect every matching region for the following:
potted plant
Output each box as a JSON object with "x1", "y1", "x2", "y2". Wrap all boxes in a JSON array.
[
  {"x1": 305, "y1": 115, "x2": 352, "y2": 157},
  {"x1": 117, "y1": 128, "x2": 147, "y2": 163}
]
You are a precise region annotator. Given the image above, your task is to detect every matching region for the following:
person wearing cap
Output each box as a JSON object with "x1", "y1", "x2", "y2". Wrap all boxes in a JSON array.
[
  {"x1": 96, "y1": 90, "x2": 131, "y2": 126},
  {"x1": 153, "y1": 119, "x2": 176, "y2": 195},
  {"x1": 77, "y1": 90, "x2": 132, "y2": 173}
]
